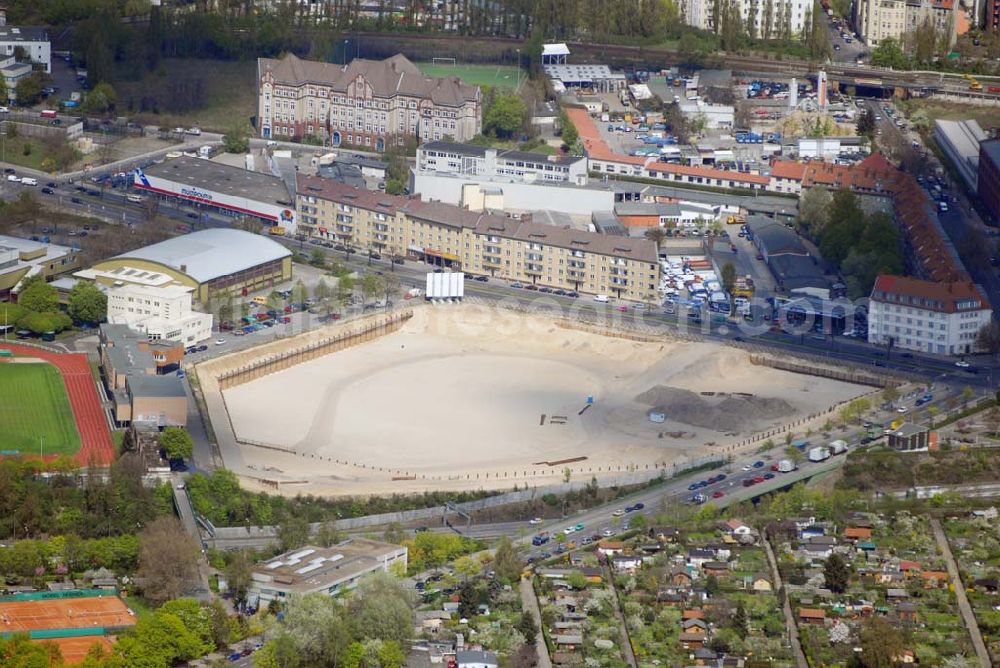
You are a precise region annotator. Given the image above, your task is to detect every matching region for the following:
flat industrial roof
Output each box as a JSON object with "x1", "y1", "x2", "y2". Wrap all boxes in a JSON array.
[
  {"x1": 111, "y1": 229, "x2": 291, "y2": 284},
  {"x1": 543, "y1": 64, "x2": 624, "y2": 82},
  {"x1": 141, "y1": 156, "x2": 292, "y2": 206}
]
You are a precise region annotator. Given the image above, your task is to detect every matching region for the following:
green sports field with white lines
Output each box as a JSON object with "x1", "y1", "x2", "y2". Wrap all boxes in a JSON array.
[
  {"x1": 0, "y1": 363, "x2": 80, "y2": 456},
  {"x1": 417, "y1": 62, "x2": 523, "y2": 90}
]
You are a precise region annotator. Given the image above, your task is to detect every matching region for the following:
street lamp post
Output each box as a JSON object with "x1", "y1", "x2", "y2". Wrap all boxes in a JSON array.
[{"x1": 515, "y1": 49, "x2": 521, "y2": 91}]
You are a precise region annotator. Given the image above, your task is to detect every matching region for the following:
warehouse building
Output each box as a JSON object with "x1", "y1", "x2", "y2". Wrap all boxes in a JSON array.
[
  {"x1": 132, "y1": 157, "x2": 297, "y2": 232},
  {"x1": 80, "y1": 228, "x2": 292, "y2": 303}
]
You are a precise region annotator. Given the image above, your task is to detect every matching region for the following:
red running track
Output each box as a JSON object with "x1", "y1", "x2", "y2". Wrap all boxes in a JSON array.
[{"x1": 3, "y1": 343, "x2": 115, "y2": 466}]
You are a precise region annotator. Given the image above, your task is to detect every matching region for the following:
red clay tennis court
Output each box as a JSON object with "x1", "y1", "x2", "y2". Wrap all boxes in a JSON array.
[
  {"x1": 38, "y1": 636, "x2": 114, "y2": 664},
  {"x1": 0, "y1": 594, "x2": 135, "y2": 633}
]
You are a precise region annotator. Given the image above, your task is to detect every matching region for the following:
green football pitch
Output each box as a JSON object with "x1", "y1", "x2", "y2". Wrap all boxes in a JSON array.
[
  {"x1": 0, "y1": 363, "x2": 81, "y2": 456},
  {"x1": 417, "y1": 62, "x2": 523, "y2": 90}
]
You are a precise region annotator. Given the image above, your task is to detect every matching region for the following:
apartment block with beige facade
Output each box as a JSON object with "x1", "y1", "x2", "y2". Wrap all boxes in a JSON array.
[
  {"x1": 295, "y1": 175, "x2": 660, "y2": 301},
  {"x1": 257, "y1": 53, "x2": 481, "y2": 150},
  {"x1": 856, "y1": 0, "x2": 956, "y2": 46}
]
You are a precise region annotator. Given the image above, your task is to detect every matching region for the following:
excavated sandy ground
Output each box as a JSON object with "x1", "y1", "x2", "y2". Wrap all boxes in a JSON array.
[{"x1": 223, "y1": 307, "x2": 869, "y2": 487}]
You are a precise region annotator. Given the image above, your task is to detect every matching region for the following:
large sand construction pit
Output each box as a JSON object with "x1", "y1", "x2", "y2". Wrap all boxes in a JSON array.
[{"x1": 220, "y1": 307, "x2": 872, "y2": 491}]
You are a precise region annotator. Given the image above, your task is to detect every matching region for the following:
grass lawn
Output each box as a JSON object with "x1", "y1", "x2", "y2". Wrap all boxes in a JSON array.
[
  {"x1": 0, "y1": 135, "x2": 54, "y2": 171},
  {"x1": 0, "y1": 363, "x2": 80, "y2": 456},
  {"x1": 123, "y1": 595, "x2": 153, "y2": 620},
  {"x1": 417, "y1": 62, "x2": 523, "y2": 90},
  {"x1": 117, "y1": 58, "x2": 258, "y2": 133}
]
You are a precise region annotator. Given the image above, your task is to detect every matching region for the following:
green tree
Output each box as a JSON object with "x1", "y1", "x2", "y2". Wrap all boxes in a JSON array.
[
  {"x1": 799, "y1": 187, "x2": 832, "y2": 235},
  {"x1": 911, "y1": 17, "x2": 937, "y2": 64},
  {"x1": 454, "y1": 555, "x2": 480, "y2": 581},
  {"x1": 483, "y1": 92, "x2": 527, "y2": 139},
  {"x1": 291, "y1": 280, "x2": 309, "y2": 305},
  {"x1": 858, "y1": 615, "x2": 905, "y2": 667},
  {"x1": 86, "y1": 32, "x2": 114, "y2": 87},
  {"x1": 160, "y1": 427, "x2": 194, "y2": 461},
  {"x1": 376, "y1": 640, "x2": 405, "y2": 668},
  {"x1": 17, "y1": 276, "x2": 59, "y2": 312},
  {"x1": 856, "y1": 109, "x2": 876, "y2": 137},
  {"x1": 0, "y1": 302, "x2": 27, "y2": 328},
  {"x1": 14, "y1": 74, "x2": 43, "y2": 106},
  {"x1": 348, "y1": 572, "x2": 414, "y2": 644},
  {"x1": 67, "y1": 281, "x2": 107, "y2": 324},
  {"x1": 17, "y1": 311, "x2": 72, "y2": 335},
  {"x1": 0, "y1": 77, "x2": 8, "y2": 105},
  {"x1": 136, "y1": 517, "x2": 201, "y2": 605},
  {"x1": 823, "y1": 552, "x2": 851, "y2": 593},
  {"x1": 493, "y1": 535, "x2": 521, "y2": 583},
  {"x1": 277, "y1": 512, "x2": 310, "y2": 552},
  {"x1": 225, "y1": 549, "x2": 255, "y2": 614},
  {"x1": 83, "y1": 81, "x2": 117, "y2": 113},
  {"x1": 882, "y1": 385, "x2": 901, "y2": 405},
  {"x1": 516, "y1": 610, "x2": 538, "y2": 643},
  {"x1": 308, "y1": 248, "x2": 326, "y2": 268},
  {"x1": 223, "y1": 123, "x2": 252, "y2": 154},
  {"x1": 731, "y1": 602, "x2": 748, "y2": 635},
  {"x1": 360, "y1": 273, "x2": 386, "y2": 303},
  {"x1": 871, "y1": 37, "x2": 909, "y2": 69},
  {"x1": 558, "y1": 109, "x2": 578, "y2": 147},
  {"x1": 976, "y1": 320, "x2": 1000, "y2": 359}
]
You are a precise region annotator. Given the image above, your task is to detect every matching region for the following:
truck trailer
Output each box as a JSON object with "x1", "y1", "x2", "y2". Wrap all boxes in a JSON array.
[
  {"x1": 828, "y1": 440, "x2": 848, "y2": 456},
  {"x1": 777, "y1": 459, "x2": 796, "y2": 473},
  {"x1": 808, "y1": 447, "x2": 830, "y2": 463}
]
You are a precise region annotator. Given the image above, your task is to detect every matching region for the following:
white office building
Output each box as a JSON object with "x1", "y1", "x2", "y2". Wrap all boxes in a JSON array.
[
  {"x1": 417, "y1": 141, "x2": 588, "y2": 185},
  {"x1": 0, "y1": 26, "x2": 50, "y2": 74},
  {"x1": 867, "y1": 275, "x2": 992, "y2": 356},
  {"x1": 107, "y1": 283, "x2": 213, "y2": 345}
]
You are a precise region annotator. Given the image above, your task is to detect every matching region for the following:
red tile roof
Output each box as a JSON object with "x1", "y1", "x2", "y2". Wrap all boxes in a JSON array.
[
  {"x1": 844, "y1": 527, "x2": 873, "y2": 540},
  {"x1": 769, "y1": 159, "x2": 808, "y2": 180},
  {"x1": 871, "y1": 275, "x2": 990, "y2": 312},
  {"x1": 798, "y1": 608, "x2": 826, "y2": 619},
  {"x1": 646, "y1": 161, "x2": 770, "y2": 185}
]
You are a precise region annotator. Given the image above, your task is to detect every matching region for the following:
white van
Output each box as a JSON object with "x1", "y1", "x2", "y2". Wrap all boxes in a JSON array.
[
  {"x1": 21, "y1": 177, "x2": 37, "y2": 186},
  {"x1": 126, "y1": 193, "x2": 143, "y2": 204},
  {"x1": 594, "y1": 295, "x2": 610, "y2": 303}
]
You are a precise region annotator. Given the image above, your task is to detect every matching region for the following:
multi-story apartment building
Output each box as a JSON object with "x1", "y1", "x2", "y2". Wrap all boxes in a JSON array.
[
  {"x1": 988, "y1": 0, "x2": 1000, "y2": 30},
  {"x1": 856, "y1": 0, "x2": 907, "y2": 45},
  {"x1": 867, "y1": 275, "x2": 992, "y2": 356},
  {"x1": 416, "y1": 141, "x2": 589, "y2": 184},
  {"x1": 0, "y1": 25, "x2": 50, "y2": 74},
  {"x1": 683, "y1": 0, "x2": 811, "y2": 35},
  {"x1": 857, "y1": 0, "x2": 956, "y2": 45},
  {"x1": 296, "y1": 175, "x2": 660, "y2": 301},
  {"x1": 979, "y1": 139, "x2": 1000, "y2": 225},
  {"x1": 257, "y1": 53, "x2": 481, "y2": 150},
  {"x1": 904, "y1": 0, "x2": 957, "y2": 46}
]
